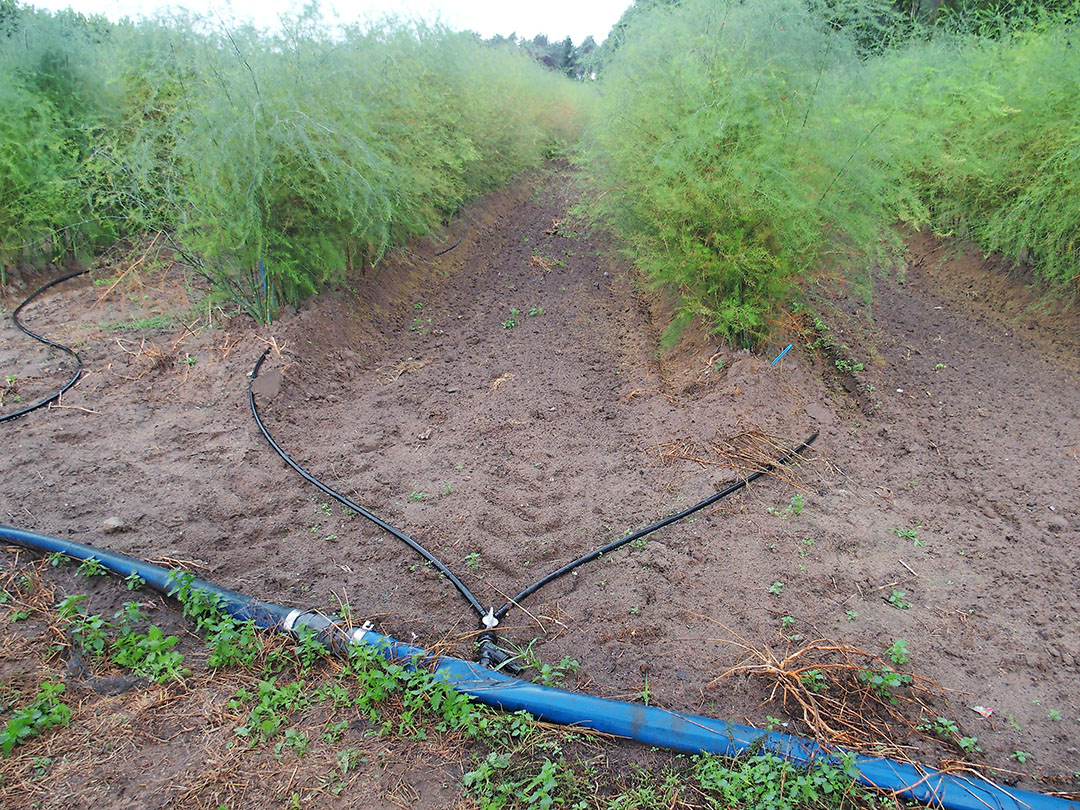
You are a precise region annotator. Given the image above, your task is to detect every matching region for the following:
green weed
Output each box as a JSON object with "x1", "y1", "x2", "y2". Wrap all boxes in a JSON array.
[
  {"x1": 768, "y1": 494, "x2": 805, "y2": 520},
  {"x1": 894, "y1": 523, "x2": 923, "y2": 547},
  {"x1": 231, "y1": 678, "x2": 308, "y2": 745},
  {"x1": 695, "y1": 751, "x2": 861, "y2": 810},
  {"x1": 167, "y1": 570, "x2": 263, "y2": 668},
  {"x1": 57, "y1": 595, "x2": 109, "y2": 656},
  {"x1": 0, "y1": 682, "x2": 72, "y2": 757},
  {"x1": 76, "y1": 557, "x2": 107, "y2": 579},
  {"x1": 800, "y1": 669, "x2": 829, "y2": 693},
  {"x1": 496, "y1": 639, "x2": 581, "y2": 687},
  {"x1": 857, "y1": 666, "x2": 911, "y2": 704},
  {"x1": 111, "y1": 624, "x2": 188, "y2": 683},
  {"x1": 886, "y1": 589, "x2": 911, "y2": 610},
  {"x1": 959, "y1": 736, "x2": 983, "y2": 755},
  {"x1": 463, "y1": 754, "x2": 587, "y2": 810},
  {"x1": 98, "y1": 314, "x2": 175, "y2": 331},
  {"x1": 885, "y1": 638, "x2": 910, "y2": 665}
]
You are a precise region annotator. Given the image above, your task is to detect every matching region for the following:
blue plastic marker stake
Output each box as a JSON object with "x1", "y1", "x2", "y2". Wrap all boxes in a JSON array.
[
  {"x1": 772, "y1": 343, "x2": 792, "y2": 366},
  {"x1": 259, "y1": 258, "x2": 272, "y2": 325}
]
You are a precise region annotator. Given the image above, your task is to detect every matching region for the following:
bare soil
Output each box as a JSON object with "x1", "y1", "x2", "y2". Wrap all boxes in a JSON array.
[{"x1": 2, "y1": 166, "x2": 1078, "y2": 806}]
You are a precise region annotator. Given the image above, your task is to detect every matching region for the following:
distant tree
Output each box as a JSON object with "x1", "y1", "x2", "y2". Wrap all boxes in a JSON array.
[
  {"x1": 1, "y1": 0, "x2": 21, "y2": 36},
  {"x1": 567, "y1": 35, "x2": 597, "y2": 79},
  {"x1": 485, "y1": 32, "x2": 518, "y2": 48},
  {"x1": 551, "y1": 35, "x2": 574, "y2": 71},
  {"x1": 484, "y1": 30, "x2": 601, "y2": 80},
  {"x1": 525, "y1": 32, "x2": 551, "y2": 65}
]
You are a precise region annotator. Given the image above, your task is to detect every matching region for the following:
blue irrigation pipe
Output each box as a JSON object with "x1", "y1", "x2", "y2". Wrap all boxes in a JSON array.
[{"x1": 1, "y1": 525, "x2": 1075, "y2": 810}]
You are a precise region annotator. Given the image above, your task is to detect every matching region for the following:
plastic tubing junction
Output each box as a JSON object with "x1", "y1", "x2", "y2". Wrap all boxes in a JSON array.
[{"x1": 1, "y1": 525, "x2": 1074, "y2": 810}]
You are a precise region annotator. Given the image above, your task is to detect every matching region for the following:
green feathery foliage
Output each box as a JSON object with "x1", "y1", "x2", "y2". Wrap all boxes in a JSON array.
[
  {"x1": 584, "y1": 0, "x2": 915, "y2": 346},
  {"x1": 870, "y1": 17, "x2": 1080, "y2": 287},
  {"x1": 0, "y1": 4, "x2": 593, "y2": 317},
  {"x1": 584, "y1": 0, "x2": 1079, "y2": 347}
]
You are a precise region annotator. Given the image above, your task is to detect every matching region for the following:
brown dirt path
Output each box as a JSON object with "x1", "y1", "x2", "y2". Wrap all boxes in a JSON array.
[{"x1": 1, "y1": 167, "x2": 1078, "y2": 804}]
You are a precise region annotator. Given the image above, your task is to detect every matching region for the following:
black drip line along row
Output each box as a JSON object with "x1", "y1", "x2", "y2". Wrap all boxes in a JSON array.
[
  {"x1": 3, "y1": 269, "x2": 817, "y2": 670},
  {"x1": 0, "y1": 269, "x2": 88, "y2": 424},
  {"x1": 0, "y1": 225, "x2": 467, "y2": 424}
]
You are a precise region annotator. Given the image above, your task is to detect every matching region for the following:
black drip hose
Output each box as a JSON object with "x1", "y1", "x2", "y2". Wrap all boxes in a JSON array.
[
  {"x1": 492, "y1": 431, "x2": 819, "y2": 623},
  {"x1": 250, "y1": 347, "x2": 817, "y2": 667},
  {"x1": 1, "y1": 269, "x2": 88, "y2": 424},
  {"x1": 433, "y1": 228, "x2": 466, "y2": 257},
  {"x1": 249, "y1": 349, "x2": 488, "y2": 620}
]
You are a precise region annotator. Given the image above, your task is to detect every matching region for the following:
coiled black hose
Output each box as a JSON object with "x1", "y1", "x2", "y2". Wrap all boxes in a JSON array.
[{"x1": 1, "y1": 269, "x2": 88, "y2": 423}]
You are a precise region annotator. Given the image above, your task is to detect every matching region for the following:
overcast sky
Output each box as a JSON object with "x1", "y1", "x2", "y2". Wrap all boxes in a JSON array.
[{"x1": 27, "y1": 0, "x2": 632, "y2": 44}]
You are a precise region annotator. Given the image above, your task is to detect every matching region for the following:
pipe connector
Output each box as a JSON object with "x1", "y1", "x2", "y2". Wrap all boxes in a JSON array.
[
  {"x1": 476, "y1": 629, "x2": 521, "y2": 675},
  {"x1": 283, "y1": 610, "x2": 375, "y2": 652}
]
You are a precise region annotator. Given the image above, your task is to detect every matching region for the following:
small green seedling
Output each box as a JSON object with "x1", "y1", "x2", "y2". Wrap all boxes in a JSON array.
[
  {"x1": 0, "y1": 682, "x2": 72, "y2": 755},
  {"x1": 894, "y1": 523, "x2": 923, "y2": 547},
  {"x1": 76, "y1": 557, "x2": 108, "y2": 579},
  {"x1": 886, "y1": 638, "x2": 910, "y2": 665},
  {"x1": 958, "y1": 736, "x2": 982, "y2": 755},
  {"x1": 800, "y1": 669, "x2": 828, "y2": 693},
  {"x1": 768, "y1": 494, "x2": 804, "y2": 520},
  {"x1": 768, "y1": 581, "x2": 784, "y2": 596},
  {"x1": 886, "y1": 589, "x2": 911, "y2": 610},
  {"x1": 918, "y1": 716, "x2": 959, "y2": 739}
]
